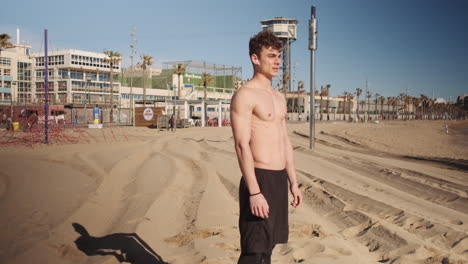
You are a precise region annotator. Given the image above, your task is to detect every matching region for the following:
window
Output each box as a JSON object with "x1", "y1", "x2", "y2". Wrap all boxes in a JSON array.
[
  {"x1": 58, "y1": 81, "x2": 67, "y2": 91},
  {"x1": 86, "y1": 72, "x2": 97, "y2": 81},
  {"x1": 4, "y1": 69, "x2": 11, "y2": 76},
  {"x1": 99, "y1": 73, "x2": 108, "y2": 81},
  {"x1": 70, "y1": 71, "x2": 83, "y2": 80},
  {"x1": 17, "y1": 62, "x2": 31, "y2": 81},
  {"x1": 0, "y1": 57, "x2": 11, "y2": 66},
  {"x1": 59, "y1": 69, "x2": 68, "y2": 79}
]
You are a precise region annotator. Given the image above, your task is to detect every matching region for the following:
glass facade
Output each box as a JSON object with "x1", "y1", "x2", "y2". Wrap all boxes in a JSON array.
[{"x1": 18, "y1": 62, "x2": 32, "y2": 81}]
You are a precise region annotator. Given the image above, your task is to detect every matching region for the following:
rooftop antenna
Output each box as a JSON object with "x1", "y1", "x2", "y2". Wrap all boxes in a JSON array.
[{"x1": 16, "y1": 27, "x2": 20, "y2": 45}]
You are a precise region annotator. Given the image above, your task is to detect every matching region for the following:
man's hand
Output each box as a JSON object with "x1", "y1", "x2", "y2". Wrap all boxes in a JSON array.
[
  {"x1": 290, "y1": 185, "x2": 302, "y2": 208},
  {"x1": 250, "y1": 194, "x2": 269, "y2": 219}
]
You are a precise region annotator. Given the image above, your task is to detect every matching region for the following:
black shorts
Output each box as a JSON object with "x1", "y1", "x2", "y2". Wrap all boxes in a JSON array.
[{"x1": 238, "y1": 168, "x2": 289, "y2": 253}]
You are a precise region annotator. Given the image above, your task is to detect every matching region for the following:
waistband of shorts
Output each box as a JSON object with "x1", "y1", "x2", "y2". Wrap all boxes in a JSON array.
[{"x1": 254, "y1": 167, "x2": 287, "y2": 174}]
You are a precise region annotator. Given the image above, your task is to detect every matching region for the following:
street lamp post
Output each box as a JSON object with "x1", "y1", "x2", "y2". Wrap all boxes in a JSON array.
[
  {"x1": 11, "y1": 81, "x2": 17, "y2": 123},
  {"x1": 85, "y1": 77, "x2": 91, "y2": 124},
  {"x1": 173, "y1": 84, "x2": 176, "y2": 132},
  {"x1": 309, "y1": 6, "x2": 318, "y2": 149}
]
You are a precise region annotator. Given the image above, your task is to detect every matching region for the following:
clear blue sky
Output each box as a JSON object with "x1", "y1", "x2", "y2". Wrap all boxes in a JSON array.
[{"x1": 1, "y1": 0, "x2": 467, "y2": 101}]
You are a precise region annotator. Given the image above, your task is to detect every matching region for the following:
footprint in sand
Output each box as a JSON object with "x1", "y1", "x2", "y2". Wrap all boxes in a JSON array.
[
  {"x1": 450, "y1": 219, "x2": 463, "y2": 225},
  {"x1": 165, "y1": 229, "x2": 222, "y2": 247},
  {"x1": 279, "y1": 241, "x2": 325, "y2": 260}
]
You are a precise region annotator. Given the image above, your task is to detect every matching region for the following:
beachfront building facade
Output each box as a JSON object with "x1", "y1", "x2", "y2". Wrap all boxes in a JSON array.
[
  {"x1": 0, "y1": 45, "x2": 121, "y2": 106},
  {"x1": 286, "y1": 92, "x2": 425, "y2": 121},
  {"x1": 118, "y1": 61, "x2": 241, "y2": 119},
  {"x1": 0, "y1": 44, "x2": 33, "y2": 104},
  {"x1": 30, "y1": 49, "x2": 121, "y2": 106},
  {"x1": 286, "y1": 92, "x2": 358, "y2": 121}
]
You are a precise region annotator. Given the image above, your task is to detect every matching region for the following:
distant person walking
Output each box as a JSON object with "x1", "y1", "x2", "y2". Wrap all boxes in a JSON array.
[
  {"x1": 169, "y1": 114, "x2": 174, "y2": 131},
  {"x1": 230, "y1": 31, "x2": 302, "y2": 264}
]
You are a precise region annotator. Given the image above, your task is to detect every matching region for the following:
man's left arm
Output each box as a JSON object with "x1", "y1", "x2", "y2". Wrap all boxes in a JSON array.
[{"x1": 282, "y1": 119, "x2": 302, "y2": 208}]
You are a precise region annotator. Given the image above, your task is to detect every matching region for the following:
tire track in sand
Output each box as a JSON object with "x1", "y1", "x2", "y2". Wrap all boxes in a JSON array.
[{"x1": 299, "y1": 170, "x2": 468, "y2": 263}]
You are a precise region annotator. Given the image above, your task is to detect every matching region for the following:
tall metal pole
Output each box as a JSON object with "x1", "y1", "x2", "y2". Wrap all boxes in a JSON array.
[
  {"x1": 85, "y1": 78, "x2": 88, "y2": 124},
  {"x1": 130, "y1": 26, "x2": 136, "y2": 126},
  {"x1": 44, "y1": 29, "x2": 49, "y2": 144},
  {"x1": 309, "y1": 6, "x2": 317, "y2": 149},
  {"x1": 173, "y1": 83, "x2": 176, "y2": 132}
]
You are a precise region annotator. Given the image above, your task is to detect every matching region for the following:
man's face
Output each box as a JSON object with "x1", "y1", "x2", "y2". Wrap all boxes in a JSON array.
[{"x1": 253, "y1": 46, "x2": 281, "y2": 78}]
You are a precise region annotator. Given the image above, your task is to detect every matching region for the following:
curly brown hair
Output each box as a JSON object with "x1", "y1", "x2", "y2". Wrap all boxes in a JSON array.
[{"x1": 249, "y1": 30, "x2": 283, "y2": 58}]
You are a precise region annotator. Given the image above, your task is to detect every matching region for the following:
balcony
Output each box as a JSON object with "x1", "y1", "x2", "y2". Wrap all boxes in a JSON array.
[
  {"x1": 0, "y1": 87, "x2": 12, "y2": 93},
  {"x1": 0, "y1": 76, "x2": 13, "y2": 81}
]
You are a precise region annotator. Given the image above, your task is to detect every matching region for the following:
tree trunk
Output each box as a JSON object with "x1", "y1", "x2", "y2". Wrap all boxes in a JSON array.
[
  {"x1": 343, "y1": 99, "x2": 346, "y2": 121},
  {"x1": 110, "y1": 63, "x2": 114, "y2": 123},
  {"x1": 204, "y1": 85, "x2": 207, "y2": 121},
  {"x1": 356, "y1": 96, "x2": 360, "y2": 119},
  {"x1": 177, "y1": 73, "x2": 181, "y2": 120},
  {"x1": 320, "y1": 95, "x2": 323, "y2": 121},
  {"x1": 143, "y1": 68, "x2": 147, "y2": 106}
]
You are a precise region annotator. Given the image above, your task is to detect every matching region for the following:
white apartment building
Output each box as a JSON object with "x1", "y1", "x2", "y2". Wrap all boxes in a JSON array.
[
  {"x1": 0, "y1": 44, "x2": 32, "y2": 104},
  {"x1": 0, "y1": 46, "x2": 121, "y2": 106},
  {"x1": 31, "y1": 49, "x2": 121, "y2": 106}
]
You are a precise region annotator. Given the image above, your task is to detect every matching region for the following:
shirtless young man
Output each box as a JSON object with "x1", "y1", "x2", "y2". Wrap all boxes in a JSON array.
[{"x1": 230, "y1": 31, "x2": 303, "y2": 264}]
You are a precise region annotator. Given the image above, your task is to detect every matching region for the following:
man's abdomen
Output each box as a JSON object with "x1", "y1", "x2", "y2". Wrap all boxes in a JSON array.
[{"x1": 250, "y1": 131, "x2": 286, "y2": 170}]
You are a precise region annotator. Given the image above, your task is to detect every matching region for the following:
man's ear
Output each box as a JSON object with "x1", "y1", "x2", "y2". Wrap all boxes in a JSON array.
[{"x1": 251, "y1": 54, "x2": 259, "y2": 65}]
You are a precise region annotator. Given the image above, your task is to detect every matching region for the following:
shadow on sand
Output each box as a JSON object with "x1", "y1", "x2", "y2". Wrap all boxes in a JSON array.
[{"x1": 72, "y1": 223, "x2": 168, "y2": 264}]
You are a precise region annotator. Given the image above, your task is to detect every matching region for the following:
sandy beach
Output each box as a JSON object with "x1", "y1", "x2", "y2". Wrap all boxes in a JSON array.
[{"x1": 0, "y1": 120, "x2": 467, "y2": 264}]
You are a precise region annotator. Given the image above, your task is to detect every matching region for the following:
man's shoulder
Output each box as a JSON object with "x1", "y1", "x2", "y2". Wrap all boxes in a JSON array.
[{"x1": 233, "y1": 84, "x2": 259, "y2": 100}]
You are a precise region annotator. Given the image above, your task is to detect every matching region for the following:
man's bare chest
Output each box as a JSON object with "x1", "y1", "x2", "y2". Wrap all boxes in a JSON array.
[{"x1": 252, "y1": 93, "x2": 286, "y2": 122}]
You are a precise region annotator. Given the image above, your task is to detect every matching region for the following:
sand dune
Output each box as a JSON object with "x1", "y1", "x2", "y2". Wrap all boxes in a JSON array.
[{"x1": 0, "y1": 120, "x2": 467, "y2": 263}]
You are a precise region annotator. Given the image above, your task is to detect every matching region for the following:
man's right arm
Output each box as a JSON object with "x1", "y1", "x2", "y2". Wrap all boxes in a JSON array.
[{"x1": 230, "y1": 89, "x2": 269, "y2": 219}]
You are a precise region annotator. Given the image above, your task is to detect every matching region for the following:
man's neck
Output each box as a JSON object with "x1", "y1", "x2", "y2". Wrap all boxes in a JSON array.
[{"x1": 251, "y1": 72, "x2": 273, "y2": 90}]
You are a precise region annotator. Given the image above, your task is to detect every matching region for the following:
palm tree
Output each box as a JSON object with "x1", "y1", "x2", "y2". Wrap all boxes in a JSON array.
[
  {"x1": 386, "y1": 97, "x2": 392, "y2": 120},
  {"x1": 420, "y1": 94, "x2": 429, "y2": 119},
  {"x1": 374, "y1": 93, "x2": 381, "y2": 119},
  {"x1": 347, "y1": 93, "x2": 354, "y2": 121},
  {"x1": 360, "y1": 100, "x2": 366, "y2": 120},
  {"x1": 412, "y1": 97, "x2": 421, "y2": 120},
  {"x1": 200, "y1": 72, "x2": 213, "y2": 121},
  {"x1": 103, "y1": 50, "x2": 121, "y2": 123},
  {"x1": 342, "y1": 91, "x2": 349, "y2": 121},
  {"x1": 398, "y1": 93, "x2": 406, "y2": 120},
  {"x1": 319, "y1": 86, "x2": 326, "y2": 120},
  {"x1": 379, "y1": 96, "x2": 385, "y2": 119},
  {"x1": 355, "y1": 88, "x2": 362, "y2": 120},
  {"x1": 326, "y1": 84, "x2": 331, "y2": 120},
  {"x1": 297, "y1": 80, "x2": 305, "y2": 114},
  {"x1": 0, "y1": 34, "x2": 14, "y2": 56},
  {"x1": 366, "y1": 90, "x2": 372, "y2": 113},
  {"x1": 174, "y1": 64, "x2": 186, "y2": 100},
  {"x1": 391, "y1": 97, "x2": 398, "y2": 119},
  {"x1": 173, "y1": 64, "x2": 186, "y2": 120},
  {"x1": 234, "y1": 76, "x2": 243, "y2": 90},
  {"x1": 282, "y1": 72, "x2": 290, "y2": 94},
  {"x1": 137, "y1": 55, "x2": 153, "y2": 106}
]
